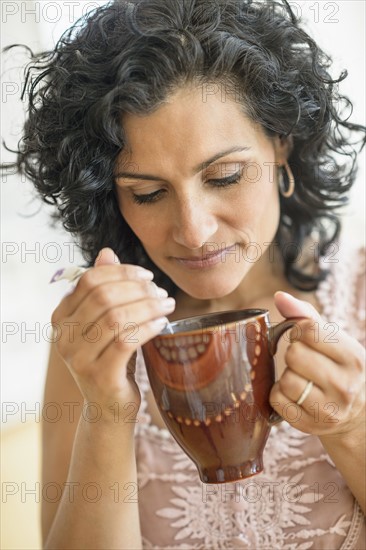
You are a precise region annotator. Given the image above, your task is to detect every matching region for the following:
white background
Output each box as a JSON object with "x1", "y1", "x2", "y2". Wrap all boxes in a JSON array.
[{"x1": 1, "y1": 1, "x2": 365, "y2": 430}]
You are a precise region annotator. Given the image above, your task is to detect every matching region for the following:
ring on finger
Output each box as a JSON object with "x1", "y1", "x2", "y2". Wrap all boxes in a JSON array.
[{"x1": 296, "y1": 380, "x2": 313, "y2": 406}]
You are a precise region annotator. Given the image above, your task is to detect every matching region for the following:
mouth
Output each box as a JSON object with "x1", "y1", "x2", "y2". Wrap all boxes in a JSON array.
[{"x1": 173, "y1": 244, "x2": 238, "y2": 270}]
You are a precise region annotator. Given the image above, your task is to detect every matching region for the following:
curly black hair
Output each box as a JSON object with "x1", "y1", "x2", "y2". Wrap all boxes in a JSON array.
[{"x1": 4, "y1": 0, "x2": 365, "y2": 294}]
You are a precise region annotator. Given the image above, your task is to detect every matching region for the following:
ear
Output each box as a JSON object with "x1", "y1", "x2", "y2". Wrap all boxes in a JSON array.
[{"x1": 274, "y1": 134, "x2": 293, "y2": 165}]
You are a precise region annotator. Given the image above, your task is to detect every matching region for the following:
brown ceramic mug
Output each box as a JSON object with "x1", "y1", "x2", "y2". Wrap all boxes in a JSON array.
[{"x1": 142, "y1": 309, "x2": 301, "y2": 484}]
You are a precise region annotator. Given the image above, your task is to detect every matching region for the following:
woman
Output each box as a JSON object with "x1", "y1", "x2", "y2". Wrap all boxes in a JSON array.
[{"x1": 8, "y1": 0, "x2": 365, "y2": 548}]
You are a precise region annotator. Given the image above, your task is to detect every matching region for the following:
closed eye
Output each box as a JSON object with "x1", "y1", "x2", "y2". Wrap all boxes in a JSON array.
[
  {"x1": 132, "y1": 189, "x2": 165, "y2": 205},
  {"x1": 207, "y1": 170, "x2": 242, "y2": 187},
  {"x1": 132, "y1": 170, "x2": 243, "y2": 205}
]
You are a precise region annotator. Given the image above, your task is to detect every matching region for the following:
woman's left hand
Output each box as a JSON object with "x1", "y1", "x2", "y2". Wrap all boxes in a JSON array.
[{"x1": 270, "y1": 291, "x2": 365, "y2": 438}]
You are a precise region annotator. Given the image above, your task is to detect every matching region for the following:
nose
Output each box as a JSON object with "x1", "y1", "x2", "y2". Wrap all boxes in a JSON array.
[{"x1": 172, "y1": 194, "x2": 219, "y2": 249}]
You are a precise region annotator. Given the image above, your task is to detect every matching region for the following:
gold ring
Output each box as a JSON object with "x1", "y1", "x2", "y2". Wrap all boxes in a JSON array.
[{"x1": 296, "y1": 380, "x2": 313, "y2": 406}]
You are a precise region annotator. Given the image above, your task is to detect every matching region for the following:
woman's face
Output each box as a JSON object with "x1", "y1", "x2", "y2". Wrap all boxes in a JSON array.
[{"x1": 115, "y1": 85, "x2": 289, "y2": 299}]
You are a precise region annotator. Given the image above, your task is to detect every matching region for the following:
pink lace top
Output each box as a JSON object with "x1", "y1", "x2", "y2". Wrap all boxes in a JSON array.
[{"x1": 135, "y1": 243, "x2": 366, "y2": 549}]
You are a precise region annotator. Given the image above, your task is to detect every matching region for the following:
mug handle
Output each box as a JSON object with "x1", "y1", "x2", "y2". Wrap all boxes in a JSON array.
[{"x1": 267, "y1": 316, "x2": 306, "y2": 425}]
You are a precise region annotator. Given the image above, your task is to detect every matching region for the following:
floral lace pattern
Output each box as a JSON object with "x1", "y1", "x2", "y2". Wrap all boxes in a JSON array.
[{"x1": 135, "y1": 244, "x2": 366, "y2": 549}]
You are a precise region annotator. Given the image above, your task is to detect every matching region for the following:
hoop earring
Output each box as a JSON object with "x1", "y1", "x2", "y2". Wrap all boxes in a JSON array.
[{"x1": 278, "y1": 162, "x2": 295, "y2": 198}]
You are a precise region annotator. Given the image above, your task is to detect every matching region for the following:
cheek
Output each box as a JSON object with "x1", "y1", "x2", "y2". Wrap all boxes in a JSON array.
[
  {"x1": 258, "y1": 180, "x2": 280, "y2": 226},
  {"x1": 233, "y1": 169, "x2": 279, "y2": 221},
  {"x1": 118, "y1": 200, "x2": 166, "y2": 248},
  {"x1": 238, "y1": 170, "x2": 280, "y2": 239}
]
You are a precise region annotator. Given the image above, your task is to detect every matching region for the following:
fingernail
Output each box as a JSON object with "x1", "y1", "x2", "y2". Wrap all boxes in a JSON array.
[
  {"x1": 156, "y1": 287, "x2": 168, "y2": 298},
  {"x1": 136, "y1": 269, "x2": 154, "y2": 280},
  {"x1": 275, "y1": 291, "x2": 298, "y2": 301},
  {"x1": 161, "y1": 297, "x2": 176, "y2": 312},
  {"x1": 152, "y1": 316, "x2": 169, "y2": 329}
]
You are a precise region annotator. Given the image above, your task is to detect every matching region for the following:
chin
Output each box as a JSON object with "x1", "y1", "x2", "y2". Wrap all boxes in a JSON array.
[{"x1": 174, "y1": 279, "x2": 240, "y2": 302}]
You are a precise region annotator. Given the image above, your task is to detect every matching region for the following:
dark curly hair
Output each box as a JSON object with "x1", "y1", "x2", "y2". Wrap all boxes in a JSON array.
[{"x1": 4, "y1": 0, "x2": 365, "y2": 294}]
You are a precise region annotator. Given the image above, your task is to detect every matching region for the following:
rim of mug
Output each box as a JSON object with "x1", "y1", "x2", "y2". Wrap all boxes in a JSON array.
[{"x1": 158, "y1": 308, "x2": 269, "y2": 337}]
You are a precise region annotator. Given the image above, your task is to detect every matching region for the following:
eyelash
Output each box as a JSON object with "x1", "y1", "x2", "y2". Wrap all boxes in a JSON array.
[{"x1": 132, "y1": 170, "x2": 242, "y2": 205}]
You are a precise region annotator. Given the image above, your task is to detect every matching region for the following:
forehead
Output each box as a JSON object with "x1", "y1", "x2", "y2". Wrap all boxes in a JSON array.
[{"x1": 118, "y1": 85, "x2": 268, "y2": 174}]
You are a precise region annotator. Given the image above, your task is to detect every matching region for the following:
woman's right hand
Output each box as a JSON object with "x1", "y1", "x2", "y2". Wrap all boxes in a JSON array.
[{"x1": 51, "y1": 247, "x2": 175, "y2": 424}]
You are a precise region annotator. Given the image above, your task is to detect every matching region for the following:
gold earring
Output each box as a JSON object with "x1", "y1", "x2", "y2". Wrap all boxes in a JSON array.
[{"x1": 278, "y1": 162, "x2": 295, "y2": 198}]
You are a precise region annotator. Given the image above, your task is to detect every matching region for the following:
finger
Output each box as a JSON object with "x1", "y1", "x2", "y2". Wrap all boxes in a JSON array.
[
  {"x1": 94, "y1": 247, "x2": 120, "y2": 267},
  {"x1": 53, "y1": 264, "x2": 154, "y2": 321},
  {"x1": 93, "y1": 316, "x2": 170, "y2": 390},
  {"x1": 61, "y1": 295, "x2": 175, "y2": 369},
  {"x1": 270, "y1": 381, "x2": 321, "y2": 429},
  {"x1": 93, "y1": 295, "x2": 176, "y2": 359},
  {"x1": 285, "y1": 341, "x2": 335, "y2": 387},
  {"x1": 289, "y1": 318, "x2": 362, "y2": 367},
  {"x1": 274, "y1": 291, "x2": 322, "y2": 322},
  {"x1": 270, "y1": 376, "x2": 353, "y2": 432},
  {"x1": 75, "y1": 279, "x2": 168, "y2": 326},
  {"x1": 275, "y1": 367, "x2": 323, "y2": 407},
  {"x1": 284, "y1": 341, "x2": 359, "y2": 401}
]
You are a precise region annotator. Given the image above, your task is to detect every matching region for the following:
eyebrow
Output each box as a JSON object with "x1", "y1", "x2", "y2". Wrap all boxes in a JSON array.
[{"x1": 115, "y1": 146, "x2": 251, "y2": 182}]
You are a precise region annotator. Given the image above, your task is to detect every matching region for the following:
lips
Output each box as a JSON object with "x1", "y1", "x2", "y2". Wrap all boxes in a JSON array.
[{"x1": 173, "y1": 244, "x2": 238, "y2": 269}]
